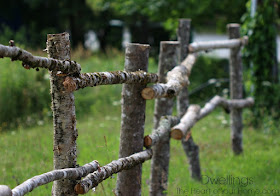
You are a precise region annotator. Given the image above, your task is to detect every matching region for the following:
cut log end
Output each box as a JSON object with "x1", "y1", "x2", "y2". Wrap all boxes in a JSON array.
[
  {"x1": 74, "y1": 184, "x2": 85, "y2": 195},
  {"x1": 170, "y1": 129, "x2": 183, "y2": 140},
  {"x1": 144, "y1": 135, "x2": 152, "y2": 148},
  {"x1": 141, "y1": 87, "x2": 155, "y2": 100},
  {"x1": 63, "y1": 76, "x2": 77, "y2": 92}
]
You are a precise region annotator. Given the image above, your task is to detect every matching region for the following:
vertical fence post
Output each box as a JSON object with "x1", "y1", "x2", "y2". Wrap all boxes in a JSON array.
[
  {"x1": 47, "y1": 33, "x2": 78, "y2": 195},
  {"x1": 150, "y1": 41, "x2": 179, "y2": 196},
  {"x1": 177, "y1": 19, "x2": 191, "y2": 117},
  {"x1": 227, "y1": 24, "x2": 243, "y2": 155},
  {"x1": 116, "y1": 43, "x2": 150, "y2": 196},
  {"x1": 177, "y1": 19, "x2": 201, "y2": 181}
]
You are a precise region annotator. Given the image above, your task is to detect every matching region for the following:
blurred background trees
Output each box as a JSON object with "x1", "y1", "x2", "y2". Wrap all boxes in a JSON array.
[{"x1": 0, "y1": 0, "x2": 279, "y2": 129}]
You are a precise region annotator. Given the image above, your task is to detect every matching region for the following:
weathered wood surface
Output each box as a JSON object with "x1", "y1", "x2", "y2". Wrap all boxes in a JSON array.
[
  {"x1": 177, "y1": 18, "x2": 191, "y2": 118},
  {"x1": 116, "y1": 43, "x2": 150, "y2": 196},
  {"x1": 0, "y1": 42, "x2": 81, "y2": 74},
  {"x1": 63, "y1": 71, "x2": 158, "y2": 92},
  {"x1": 150, "y1": 41, "x2": 179, "y2": 196},
  {"x1": 171, "y1": 96, "x2": 254, "y2": 140},
  {"x1": 188, "y1": 36, "x2": 248, "y2": 53},
  {"x1": 11, "y1": 161, "x2": 99, "y2": 196},
  {"x1": 228, "y1": 23, "x2": 244, "y2": 155},
  {"x1": 75, "y1": 150, "x2": 153, "y2": 195},
  {"x1": 141, "y1": 53, "x2": 197, "y2": 99},
  {"x1": 47, "y1": 33, "x2": 78, "y2": 196}
]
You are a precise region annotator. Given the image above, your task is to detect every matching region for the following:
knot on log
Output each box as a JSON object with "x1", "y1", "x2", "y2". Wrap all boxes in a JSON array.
[{"x1": 63, "y1": 76, "x2": 77, "y2": 92}]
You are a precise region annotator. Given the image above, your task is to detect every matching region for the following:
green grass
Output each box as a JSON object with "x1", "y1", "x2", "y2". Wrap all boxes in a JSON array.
[
  {"x1": 0, "y1": 50, "x2": 279, "y2": 195},
  {"x1": 0, "y1": 107, "x2": 279, "y2": 196}
]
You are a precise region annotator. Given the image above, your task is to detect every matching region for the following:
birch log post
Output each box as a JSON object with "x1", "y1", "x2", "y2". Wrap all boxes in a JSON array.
[
  {"x1": 227, "y1": 24, "x2": 243, "y2": 155},
  {"x1": 116, "y1": 43, "x2": 150, "y2": 196},
  {"x1": 47, "y1": 33, "x2": 78, "y2": 195},
  {"x1": 177, "y1": 19, "x2": 202, "y2": 181},
  {"x1": 150, "y1": 41, "x2": 179, "y2": 196}
]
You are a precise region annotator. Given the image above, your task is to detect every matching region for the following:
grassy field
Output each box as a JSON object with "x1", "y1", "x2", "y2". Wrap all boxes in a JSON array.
[
  {"x1": 0, "y1": 50, "x2": 279, "y2": 195},
  {"x1": 0, "y1": 106, "x2": 280, "y2": 196}
]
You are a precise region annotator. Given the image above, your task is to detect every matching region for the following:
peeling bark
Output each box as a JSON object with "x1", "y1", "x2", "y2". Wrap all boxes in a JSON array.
[
  {"x1": 47, "y1": 33, "x2": 78, "y2": 196},
  {"x1": 75, "y1": 150, "x2": 153, "y2": 195},
  {"x1": 0, "y1": 43, "x2": 81, "y2": 74},
  {"x1": 150, "y1": 41, "x2": 179, "y2": 196},
  {"x1": 141, "y1": 53, "x2": 197, "y2": 99},
  {"x1": 116, "y1": 43, "x2": 150, "y2": 196},
  {"x1": 171, "y1": 96, "x2": 254, "y2": 140},
  {"x1": 188, "y1": 36, "x2": 248, "y2": 53},
  {"x1": 12, "y1": 161, "x2": 99, "y2": 196},
  {"x1": 0, "y1": 185, "x2": 12, "y2": 196},
  {"x1": 228, "y1": 24, "x2": 243, "y2": 155},
  {"x1": 63, "y1": 71, "x2": 158, "y2": 92}
]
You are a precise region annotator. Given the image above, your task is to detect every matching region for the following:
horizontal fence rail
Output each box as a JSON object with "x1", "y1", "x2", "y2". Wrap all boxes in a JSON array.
[
  {"x1": 63, "y1": 71, "x2": 158, "y2": 92},
  {"x1": 0, "y1": 20, "x2": 255, "y2": 196},
  {"x1": 188, "y1": 36, "x2": 248, "y2": 53}
]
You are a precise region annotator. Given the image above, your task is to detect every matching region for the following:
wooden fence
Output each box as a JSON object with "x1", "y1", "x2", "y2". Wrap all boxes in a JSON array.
[{"x1": 0, "y1": 19, "x2": 254, "y2": 196}]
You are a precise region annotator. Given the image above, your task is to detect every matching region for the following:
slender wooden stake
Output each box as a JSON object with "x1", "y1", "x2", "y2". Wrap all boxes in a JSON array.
[
  {"x1": 177, "y1": 19, "x2": 191, "y2": 118},
  {"x1": 177, "y1": 18, "x2": 202, "y2": 181},
  {"x1": 227, "y1": 24, "x2": 243, "y2": 155},
  {"x1": 116, "y1": 43, "x2": 150, "y2": 196},
  {"x1": 150, "y1": 41, "x2": 179, "y2": 196},
  {"x1": 47, "y1": 33, "x2": 78, "y2": 196}
]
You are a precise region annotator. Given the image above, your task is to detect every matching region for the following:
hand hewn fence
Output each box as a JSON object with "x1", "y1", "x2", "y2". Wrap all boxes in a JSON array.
[{"x1": 0, "y1": 19, "x2": 253, "y2": 196}]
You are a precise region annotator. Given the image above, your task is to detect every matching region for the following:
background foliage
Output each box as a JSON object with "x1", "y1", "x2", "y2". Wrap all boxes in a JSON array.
[{"x1": 241, "y1": 0, "x2": 280, "y2": 127}]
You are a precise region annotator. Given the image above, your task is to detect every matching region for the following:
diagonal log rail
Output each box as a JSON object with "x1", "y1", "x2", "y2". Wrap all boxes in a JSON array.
[
  {"x1": 11, "y1": 161, "x2": 100, "y2": 196},
  {"x1": 0, "y1": 42, "x2": 81, "y2": 74},
  {"x1": 188, "y1": 36, "x2": 248, "y2": 53},
  {"x1": 63, "y1": 71, "x2": 158, "y2": 92},
  {"x1": 141, "y1": 53, "x2": 197, "y2": 99},
  {"x1": 171, "y1": 96, "x2": 254, "y2": 140},
  {"x1": 74, "y1": 149, "x2": 153, "y2": 195}
]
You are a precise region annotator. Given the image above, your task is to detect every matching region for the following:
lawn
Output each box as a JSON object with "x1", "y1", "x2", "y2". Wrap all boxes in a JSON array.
[
  {"x1": 0, "y1": 106, "x2": 279, "y2": 195},
  {"x1": 0, "y1": 49, "x2": 279, "y2": 195}
]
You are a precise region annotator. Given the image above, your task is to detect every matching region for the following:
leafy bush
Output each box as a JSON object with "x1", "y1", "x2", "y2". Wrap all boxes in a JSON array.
[{"x1": 241, "y1": 0, "x2": 279, "y2": 127}]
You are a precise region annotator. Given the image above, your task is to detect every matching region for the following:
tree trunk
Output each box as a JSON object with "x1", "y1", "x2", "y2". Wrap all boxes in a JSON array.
[
  {"x1": 47, "y1": 33, "x2": 78, "y2": 196},
  {"x1": 116, "y1": 43, "x2": 150, "y2": 196},
  {"x1": 227, "y1": 24, "x2": 243, "y2": 155},
  {"x1": 150, "y1": 41, "x2": 179, "y2": 196}
]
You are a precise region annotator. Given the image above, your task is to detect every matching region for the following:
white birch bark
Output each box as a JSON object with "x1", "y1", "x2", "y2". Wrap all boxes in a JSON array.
[
  {"x1": 0, "y1": 185, "x2": 12, "y2": 196},
  {"x1": 75, "y1": 150, "x2": 153, "y2": 195},
  {"x1": 0, "y1": 43, "x2": 81, "y2": 74},
  {"x1": 188, "y1": 36, "x2": 248, "y2": 53},
  {"x1": 141, "y1": 53, "x2": 197, "y2": 99},
  {"x1": 228, "y1": 24, "x2": 244, "y2": 155},
  {"x1": 63, "y1": 71, "x2": 158, "y2": 92},
  {"x1": 150, "y1": 41, "x2": 179, "y2": 196},
  {"x1": 11, "y1": 161, "x2": 99, "y2": 196},
  {"x1": 116, "y1": 43, "x2": 150, "y2": 196},
  {"x1": 171, "y1": 96, "x2": 254, "y2": 140},
  {"x1": 47, "y1": 33, "x2": 78, "y2": 196}
]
